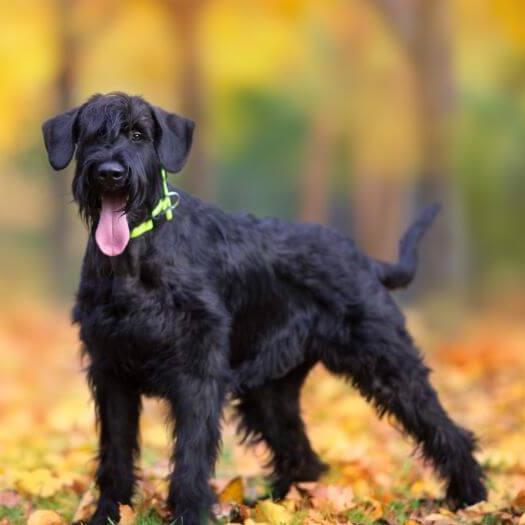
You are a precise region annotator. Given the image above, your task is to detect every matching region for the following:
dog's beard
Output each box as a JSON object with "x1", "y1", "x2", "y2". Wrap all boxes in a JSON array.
[{"x1": 73, "y1": 152, "x2": 159, "y2": 256}]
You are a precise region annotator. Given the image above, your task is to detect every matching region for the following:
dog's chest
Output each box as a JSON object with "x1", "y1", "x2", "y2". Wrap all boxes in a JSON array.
[{"x1": 74, "y1": 275, "x2": 182, "y2": 376}]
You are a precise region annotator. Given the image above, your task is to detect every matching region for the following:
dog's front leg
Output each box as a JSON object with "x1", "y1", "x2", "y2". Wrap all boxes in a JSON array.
[
  {"x1": 86, "y1": 368, "x2": 141, "y2": 525},
  {"x1": 166, "y1": 365, "x2": 228, "y2": 525}
]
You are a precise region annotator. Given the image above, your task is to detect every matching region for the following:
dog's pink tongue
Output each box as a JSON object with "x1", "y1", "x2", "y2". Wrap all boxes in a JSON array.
[{"x1": 95, "y1": 195, "x2": 130, "y2": 256}]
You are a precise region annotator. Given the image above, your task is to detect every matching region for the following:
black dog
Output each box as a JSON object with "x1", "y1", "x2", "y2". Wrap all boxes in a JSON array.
[{"x1": 42, "y1": 92, "x2": 486, "y2": 525}]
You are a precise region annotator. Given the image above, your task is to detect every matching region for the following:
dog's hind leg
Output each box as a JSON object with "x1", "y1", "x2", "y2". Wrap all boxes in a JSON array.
[
  {"x1": 235, "y1": 360, "x2": 328, "y2": 500},
  {"x1": 322, "y1": 306, "x2": 486, "y2": 508}
]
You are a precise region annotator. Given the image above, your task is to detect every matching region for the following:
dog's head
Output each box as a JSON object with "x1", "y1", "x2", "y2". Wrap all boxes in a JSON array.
[{"x1": 42, "y1": 92, "x2": 194, "y2": 256}]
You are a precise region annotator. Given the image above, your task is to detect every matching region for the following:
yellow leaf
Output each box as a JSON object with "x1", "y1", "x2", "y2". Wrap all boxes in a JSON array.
[
  {"x1": 15, "y1": 468, "x2": 62, "y2": 498},
  {"x1": 255, "y1": 500, "x2": 293, "y2": 525},
  {"x1": 310, "y1": 485, "x2": 354, "y2": 513},
  {"x1": 463, "y1": 501, "x2": 497, "y2": 515},
  {"x1": 118, "y1": 504, "x2": 136, "y2": 525},
  {"x1": 218, "y1": 476, "x2": 244, "y2": 504},
  {"x1": 410, "y1": 480, "x2": 426, "y2": 497},
  {"x1": 27, "y1": 510, "x2": 64, "y2": 525}
]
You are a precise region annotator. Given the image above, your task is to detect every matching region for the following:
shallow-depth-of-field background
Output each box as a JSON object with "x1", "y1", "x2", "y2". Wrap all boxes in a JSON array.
[{"x1": 1, "y1": 1, "x2": 525, "y2": 523}]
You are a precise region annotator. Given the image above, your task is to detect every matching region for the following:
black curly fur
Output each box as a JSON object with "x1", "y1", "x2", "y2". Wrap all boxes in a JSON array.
[{"x1": 42, "y1": 93, "x2": 486, "y2": 525}]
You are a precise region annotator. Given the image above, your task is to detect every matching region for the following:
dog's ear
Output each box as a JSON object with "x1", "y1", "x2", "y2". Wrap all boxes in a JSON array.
[
  {"x1": 151, "y1": 106, "x2": 195, "y2": 173},
  {"x1": 42, "y1": 106, "x2": 81, "y2": 170}
]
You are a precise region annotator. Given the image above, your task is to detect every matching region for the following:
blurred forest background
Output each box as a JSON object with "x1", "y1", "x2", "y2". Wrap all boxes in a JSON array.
[
  {"x1": 1, "y1": 1, "x2": 525, "y2": 524},
  {"x1": 1, "y1": 0, "x2": 524, "y2": 302}
]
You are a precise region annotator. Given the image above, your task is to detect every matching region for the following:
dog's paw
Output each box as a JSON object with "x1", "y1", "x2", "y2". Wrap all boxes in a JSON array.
[
  {"x1": 446, "y1": 477, "x2": 487, "y2": 510},
  {"x1": 81, "y1": 499, "x2": 121, "y2": 525}
]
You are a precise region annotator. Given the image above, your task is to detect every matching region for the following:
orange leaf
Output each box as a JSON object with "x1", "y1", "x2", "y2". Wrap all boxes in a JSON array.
[
  {"x1": 514, "y1": 490, "x2": 525, "y2": 513},
  {"x1": 72, "y1": 490, "x2": 96, "y2": 523},
  {"x1": 310, "y1": 484, "x2": 354, "y2": 514},
  {"x1": 27, "y1": 510, "x2": 64, "y2": 525},
  {"x1": 218, "y1": 476, "x2": 244, "y2": 504},
  {"x1": 118, "y1": 504, "x2": 136, "y2": 525}
]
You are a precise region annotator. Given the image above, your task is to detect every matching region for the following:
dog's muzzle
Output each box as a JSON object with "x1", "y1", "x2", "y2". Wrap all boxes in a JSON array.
[{"x1": 96, "y1": 161, "x2": 128, "y2": 190}]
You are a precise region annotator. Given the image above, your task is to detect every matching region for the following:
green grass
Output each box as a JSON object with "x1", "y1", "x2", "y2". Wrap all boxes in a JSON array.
[
  {"x1": 0, "y1": 505, "x2": 25, "y2": 525},
  {"x1": 34, "y1": 491, "x2": 80, "y2": 523},
  {"x1": 385, "y1": 500, "x2": 409, "y2": 524},
  {"x1": 135, "y1": 509, "x2": 166, "y2": 525},
  {"x1": 345, "y1": 507, "x2": 376, "y2": 525},
  {"x1": 480, "y1": 514, "x2": 502, "y2": 525}
]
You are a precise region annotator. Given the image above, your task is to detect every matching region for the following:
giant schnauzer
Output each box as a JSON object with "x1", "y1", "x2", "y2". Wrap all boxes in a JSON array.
[{"x1": 42, "y1": 92, "x2": 486, "y2": 524}]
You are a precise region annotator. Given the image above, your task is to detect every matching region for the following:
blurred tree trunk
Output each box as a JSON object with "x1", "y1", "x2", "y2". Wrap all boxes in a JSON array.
[
  {"x1": 168, "y1": 0, "x2": 211, "y2": 199},
  {"x1": 368, "y1": 0, "x2": 465, "y2": 292},
  {"x1": 298, "y1": 113, "x2": 335, "y2": 224},
  {"x1": 351, "y1": 172, "x2": 409, "y2": 261},
  {"x1": 345, "y1": 0, "x2": 412, "y2": 262},
  {"x1": 49, "y1": 0, "x2": 75, "y2": 297}
]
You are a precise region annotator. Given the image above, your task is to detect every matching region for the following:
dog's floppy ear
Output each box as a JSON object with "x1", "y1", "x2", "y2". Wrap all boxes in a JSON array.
[
  {"x1": 151, "y1": 106, "x2": 195, "y2": 173},
  {"x1": 42, "y1": 106, "x2": 81, "y2": 170}
]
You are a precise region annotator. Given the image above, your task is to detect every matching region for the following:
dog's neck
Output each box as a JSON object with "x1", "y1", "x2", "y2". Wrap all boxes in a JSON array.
[
  {"x1": 87, "y1": 233, "x2": 145, "y2": 283},
  {"x1": 109, "y1": 242, "x2": 141, "y2": 278}
]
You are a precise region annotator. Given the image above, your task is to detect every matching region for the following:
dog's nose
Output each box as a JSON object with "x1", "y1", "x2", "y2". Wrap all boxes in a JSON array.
[{"x1": 97, "y1": 161, "x2": 126, "y2": 183}]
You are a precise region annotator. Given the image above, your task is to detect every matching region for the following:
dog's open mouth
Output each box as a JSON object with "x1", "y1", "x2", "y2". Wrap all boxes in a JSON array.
[{"x1": 95, "y1": 193, "x2": 130, "y2": 257}]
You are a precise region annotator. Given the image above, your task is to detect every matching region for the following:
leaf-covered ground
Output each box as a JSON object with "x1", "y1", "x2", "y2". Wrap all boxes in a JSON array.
[{"x1": 1, "y1": 303, "x2": 525, "y2": 524}]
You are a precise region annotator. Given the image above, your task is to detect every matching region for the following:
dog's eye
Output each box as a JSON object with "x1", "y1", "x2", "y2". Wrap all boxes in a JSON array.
[{"x1": 130, "y1": 130, "x2": 143, "y2": 142}]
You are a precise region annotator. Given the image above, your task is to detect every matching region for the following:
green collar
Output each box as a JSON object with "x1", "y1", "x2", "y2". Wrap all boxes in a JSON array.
[{"x1": 130, "y1": 168, "x2": 180, "y2": 239}]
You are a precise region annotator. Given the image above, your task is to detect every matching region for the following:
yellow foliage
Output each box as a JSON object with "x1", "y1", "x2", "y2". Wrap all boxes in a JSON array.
[
  {"x1": 14, "y1": 468, "x2": 64, "y2": 498},
  {"x1": 203, "y1": 0, "x2": 303, "y2": 92},
  {"x1": 218, "y1": 476, "x2": 245, "y2": 504},
  {"x1": 0, "y1": 2, "x2": 54, "y2": 153},
  {"x1": 2, "y1": 305, "x2": 525, "y2": 525},
  {"x1": 490, "y1": 0, "x2": 525, "y2": 47},
  {"x1": 27, "y1": 510, "x2": 64, "y2": 525},
  {"x1": 255, "y1": 500, "x2": 293, "y2": 525}
]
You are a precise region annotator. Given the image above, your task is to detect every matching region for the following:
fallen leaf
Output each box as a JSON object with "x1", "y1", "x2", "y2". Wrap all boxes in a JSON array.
[
  {"x1": 71, "y1": 489, "x2": 95, "y2": 523},
  {"x1": 462, "y1": 501, "x2": 498, "y2": 516},
  {"x1": 15, "y1": 468, "x2": 63, "y2": 498},
  {"x1": 118, "y1": 504, "x2": 136, "y2": 525},
  {"x1": 0, "y1": 490, "x2": 22, "y2": 508},
  {"x1": 303, "y1": 509, "x2": 326, "y2": 525},
  {"x1": 285, "y1": 485, "x2": 303, "y2": 502},
  {"x1": 367, "y1": 498, "x2": 384, "y2": 521},
  {"x1": 514, "y1": 490, "x2": 525, "y2": 513},
  {"x1": 218, "y1": 476, "x2": 244, "y2": 504},
  {"x1": 310, "y1": 485, "x2": 354, "y2": 513},
  {"x1": 255, "y1": 500, "x2": 293, "y2": 525},
  {"x1": 422, "y1": 513, "x2": 457, "y2": 525},
  {"x1": 27, "y1": 510, "x2": 64, "y2": 525},
  {"x1": 238, "y1": 504, "x2": 252, "y2": 521}
]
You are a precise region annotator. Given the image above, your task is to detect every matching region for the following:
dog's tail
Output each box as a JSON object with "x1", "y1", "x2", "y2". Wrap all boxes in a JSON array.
[{"x1": 370, "y1": 203, "x2": 441, "y2": 290}]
